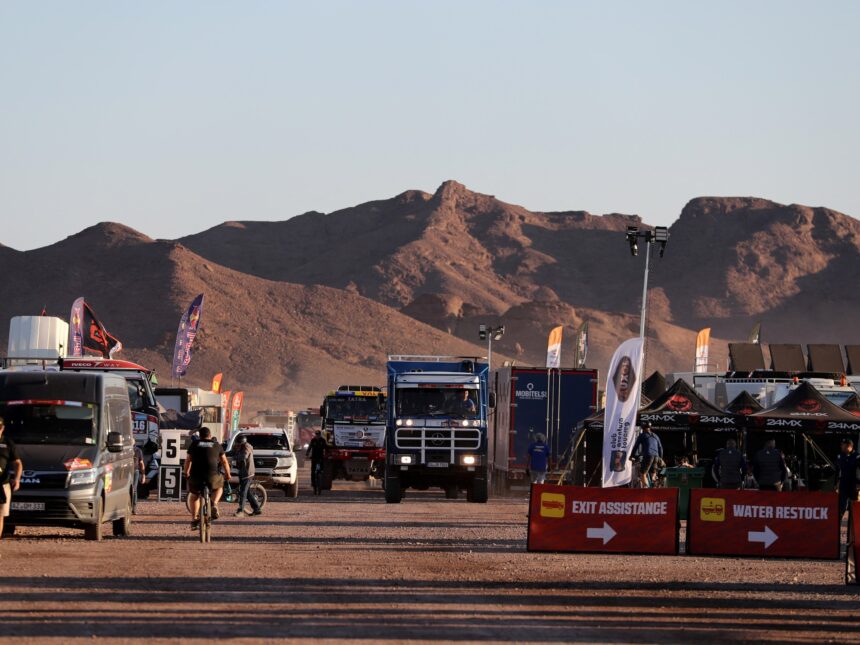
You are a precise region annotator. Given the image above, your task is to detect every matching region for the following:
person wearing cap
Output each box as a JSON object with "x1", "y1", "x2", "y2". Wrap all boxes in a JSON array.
[
  {"x1": 526, "y1": 433, "x2": 549, "y2": 484},
  {"x1": 0, "y1": 416, "x2": 23, "y2": 539},
  {"x1": 836, "y1": 439, "x2": 858, "y2": 520},
  {"x1": 233, "y1": 434, "x2": 262, "y2": 517},
  {"x1": 631, "y1": 422, "x2": 663, "y2": 487}
]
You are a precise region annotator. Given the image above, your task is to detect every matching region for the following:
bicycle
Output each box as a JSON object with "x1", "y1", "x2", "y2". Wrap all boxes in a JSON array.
[
  {"x1": 199, "y1": 483, "x2": 212, "y2": 543},
  {"x1": 223, "y1": 478, "x2": 268, "y2": 512}
]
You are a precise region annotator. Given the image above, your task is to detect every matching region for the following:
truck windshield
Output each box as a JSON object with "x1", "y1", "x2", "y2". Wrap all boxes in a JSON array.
[
  {"x1": 243, "y1": 434, "x2": 290, "y2": 451},
  {"x1": 327, "y1": 398, "x2": 383, "y2": 421},
  {"x1": 125, "y1": 376, "x2": 156, "y2": 411},
  {"x1": 397, "y1": 388, "x2": 478, "y2": 418},
  {"x1": 297, "y1": 413, "x2": 322, "y2": 429},
  {"x1": 0, "y1": 401, "x2": 98, "y2": 445}
]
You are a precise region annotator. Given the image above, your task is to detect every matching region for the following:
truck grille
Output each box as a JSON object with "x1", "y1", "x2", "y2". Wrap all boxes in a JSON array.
[
  {"x1": 395, "y1": 427, "x2": 480, "y2": 450},
  {"x1": 18, "y1": 472, "x2": 69, "y2": 490},
  {"x1": 254, "y1": 457, "x2": 278, "y2": 469}
]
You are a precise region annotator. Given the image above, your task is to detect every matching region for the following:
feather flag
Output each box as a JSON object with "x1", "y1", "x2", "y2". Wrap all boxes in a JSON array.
[
  {"x1": 171, "y1": 294, "x2": 205, "y2": 378},
  {"x1": 546, "y1": 325, "x2": 563, "y2": 369},
  {"x1": 602, "y1": 337, "x2": 645, "y2": 487},
  {"x1": 68, "y1": 297, "x2": 123, "y2": 358},
  {"x1": 695, "y1": 327, "x2": 711, "y2": 373},
  {"x1": 211, "y1": 373, "x2": 223, "y2": 394},
  {"x1": 574, "y1": 321, "x2": 589, "y2": 369}
]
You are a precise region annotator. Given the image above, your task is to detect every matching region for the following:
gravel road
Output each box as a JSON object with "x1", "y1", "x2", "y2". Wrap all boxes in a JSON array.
[{"x1": 0, "y1": 470, "x2": 856, "y2": 643}]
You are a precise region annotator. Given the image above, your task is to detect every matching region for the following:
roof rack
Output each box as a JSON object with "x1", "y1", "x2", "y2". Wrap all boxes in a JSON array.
[{"x1": 387, "y1": 355, "x2": 485, "y2": 362}]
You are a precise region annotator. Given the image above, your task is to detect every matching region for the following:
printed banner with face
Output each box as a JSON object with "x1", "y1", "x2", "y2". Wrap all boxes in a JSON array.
[
  {"x1": 171, "y1": 293, "x2": 205, "y2": 378},
  {"x1": 602, "y1": 337, "x2": 645, "y2": 487},
  {"x1": 546, "y1": 325, "x2": 563, "y2": 369},
  {"x1": 695, "y1": 327, "x2": 711, "y2": 373}
]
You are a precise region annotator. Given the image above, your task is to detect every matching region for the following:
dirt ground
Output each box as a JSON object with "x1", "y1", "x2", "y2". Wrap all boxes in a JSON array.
[{"x1": 1, "y1": 467, "x2": 857, "y2": 644}]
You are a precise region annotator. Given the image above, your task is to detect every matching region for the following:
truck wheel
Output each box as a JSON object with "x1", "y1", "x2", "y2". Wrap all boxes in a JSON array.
[
  {"x1": 444, "y1": 486, "x2": 459, "y2": 499},
  {"x1": 113, "y1": 492, "x2": 132, "y2": 537},
  {"x1": 2, "y1": 523, "x2": 16, "y2": 537},
  {"x1": 84, "y1": 497, "x2": 104, "y2": 541},
  {"x1": 286, "y1": 481, "x2": 299, "y2": 498},
  {"x1": 467, "y1": 478, "x2": 488, "y2": 503},
  {"x1": 384, "y1": 473, "x2": 402, "y2": 504},
  {"x1": 322, "y1": 463, "x2": 334, "y2": 490}
]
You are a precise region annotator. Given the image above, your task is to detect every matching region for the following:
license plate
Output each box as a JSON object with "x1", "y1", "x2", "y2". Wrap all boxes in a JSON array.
[
  {"x1": 351, "y1": 455, "x2": 368, "y2": 460},
  {"x1": 11, "y1": 501, "x2": 45, "y2": 511},
  {"x1": 428, "y1": 462, "x2": 449, "y2": 468}
]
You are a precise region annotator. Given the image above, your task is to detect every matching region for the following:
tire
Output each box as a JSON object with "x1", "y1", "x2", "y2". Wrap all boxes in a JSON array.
[
  {"x1": 199, "y1": 496, "x2": 210, "y2": 544},
  {"x1": 286, "y1": 481, "x2": 299, "y2": 498},
  {"x1": 384, "y1": 471, "x2": 402, "y2": 504},
  {"x1": 467, "y1": 477, "x2": 488, "y2": 504},
  {"x1": 2, "y1": 523, "x2": 15, "y2": 537},
  {"x1": 322, "y1": 463, "x2": 334, "y2": 491},
  {"x1": 250, "y1": 483, "x2": 268, "y2": 509},
  {"x1": 112, "y1": 490, "x2": 132, "y2": 537},
  {"x1": 84, "y1": 496, "x2": 104, "y2": 541},
  {"x1": 444, "y1": 486, "x2": 459, "y2": 499}
]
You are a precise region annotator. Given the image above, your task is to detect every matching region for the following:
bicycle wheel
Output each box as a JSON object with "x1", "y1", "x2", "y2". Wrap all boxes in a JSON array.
[
  {"x1": 199, "y1": 490, "x2": 210, "y2": 543},
  {"x1": 250, "y1": 483, "x2": 267, "y2": 510}
]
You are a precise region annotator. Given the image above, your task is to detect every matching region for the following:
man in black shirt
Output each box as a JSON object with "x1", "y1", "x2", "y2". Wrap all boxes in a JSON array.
[
  {"x1": 184, "y1": 427, "x2": 231, "y2": 529},
  {"x1": 306, "y1": 430, "x2": 327, "y2": 494},
  {"x1": 0, "y1": 416, "x2": 23, "y2": 539}
]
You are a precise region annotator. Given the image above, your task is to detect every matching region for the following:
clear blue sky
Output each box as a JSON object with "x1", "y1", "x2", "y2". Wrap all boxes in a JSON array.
[{"x1": 1, "y1": 1, "x2": 858, "y2": 250}]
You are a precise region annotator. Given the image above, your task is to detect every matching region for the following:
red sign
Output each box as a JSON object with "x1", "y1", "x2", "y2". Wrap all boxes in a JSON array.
[
  {"x1": 527, "y1": 484, "x2": 678, "y2": 554},
  {"x1": 687, "y1": 489, "x2": 839, "y2": 559},
  {"x1": 848, "y1": 501, "x2": 860, "y2": 585}
]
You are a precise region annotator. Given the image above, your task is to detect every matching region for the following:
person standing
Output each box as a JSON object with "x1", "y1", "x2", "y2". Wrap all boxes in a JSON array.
[
  {"x1": 836, "y1": 439, "x2": 858, "y2": 519},
  {"x1": 233, "y1": 435, "x2": 262, "y2": 517},
  {"x1": 526, "y1": 434, "x2": 549, "y2": 484},
  {"x1": 132, "y1": 444, "x2": 146, "y2": 514},
  {"x1": 307, "y1": 430, "x2": 327, "y2": 494},
  {"x1": 713, "y1": 439, "x2": 747, "y2": 489},
  {"x1": 752, "y1": 439, "x2": 787, "y2": 491},
  {"x1": 0, "y1": 416, "x2": 23, "y2": 539},
  {"x1": 631, "y1": 422, "x2": 663, "y2": 487}
]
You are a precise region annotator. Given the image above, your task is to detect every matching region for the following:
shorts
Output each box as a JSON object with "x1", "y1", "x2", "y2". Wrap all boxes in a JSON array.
[
  {"x1": 1, "y1": 483, "x2": 10, "y2": 517},
  {"x1": 187, "y1": 474, "x2": 224, "y2": 495},
  {"x1": 641, "y1": 456, "x2": 659, "y2": 476}
]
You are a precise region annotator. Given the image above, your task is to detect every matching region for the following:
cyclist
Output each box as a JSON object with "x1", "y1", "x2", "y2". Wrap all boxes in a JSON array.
[
  {"x1": 184, "y1": 427, "x2": 231, "y2": 529},
  {"x1": 306, "y1": 430, "x2": 327, "y2": 494},
  {"x1": 631, "y1": 422, "x2": 662, "y2": 487}
]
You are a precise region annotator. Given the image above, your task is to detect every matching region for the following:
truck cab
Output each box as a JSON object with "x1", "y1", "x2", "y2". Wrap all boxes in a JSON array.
[{"x1": 385, "y1": 356, "x2": 491, "y2": 503}]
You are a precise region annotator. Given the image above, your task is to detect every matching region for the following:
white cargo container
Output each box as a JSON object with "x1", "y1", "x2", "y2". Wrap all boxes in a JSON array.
[{"x1": 5, "y1": 316, "x2": 69, "y2": 367}]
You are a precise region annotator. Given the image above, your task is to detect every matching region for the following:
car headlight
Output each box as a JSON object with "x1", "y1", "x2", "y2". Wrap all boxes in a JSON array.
[{"x1": 69, "y1": 468, "x2": 98, "y2": 486}]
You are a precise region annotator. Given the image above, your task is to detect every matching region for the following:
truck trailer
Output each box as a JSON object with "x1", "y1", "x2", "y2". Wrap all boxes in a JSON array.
[
  {"x1": 492, "y1": 366, "x2": 598, "y2": 492},
  {"x1": 385, "y1": 355, "x2": 492, "y2": 503}
]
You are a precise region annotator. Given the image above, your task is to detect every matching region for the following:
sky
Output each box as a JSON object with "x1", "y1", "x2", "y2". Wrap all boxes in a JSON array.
[{"x1": 1, "y1": 1, "x2": 858, "y2": 251}]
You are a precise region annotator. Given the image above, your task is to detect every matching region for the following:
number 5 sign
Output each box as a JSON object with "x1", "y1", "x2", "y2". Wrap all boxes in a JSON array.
[{"x1": 160, "y1": 429, "x2": 188, "y2": 466}]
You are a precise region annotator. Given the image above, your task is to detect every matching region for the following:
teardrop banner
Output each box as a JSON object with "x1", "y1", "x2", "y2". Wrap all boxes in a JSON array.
[
  {"x1": 687, "y1": 488, "x2": 840, "y2": 559},
  {"x1": 527, "y1": 484, "x2": 678, "y2": 555}
]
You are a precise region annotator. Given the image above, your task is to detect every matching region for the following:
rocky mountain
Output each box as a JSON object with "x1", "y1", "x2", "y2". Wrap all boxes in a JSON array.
[{"x1": 2, "y1": 182, "x2": 857, "y2": 411}]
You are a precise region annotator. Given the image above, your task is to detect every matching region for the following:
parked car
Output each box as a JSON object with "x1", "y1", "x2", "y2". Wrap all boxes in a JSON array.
[
  {"x1": 225, "y1": 427, "x2": 298, "y2": 497},
  {"x1": 0, "y1": 371, "x2": 135, "y2": 540}
]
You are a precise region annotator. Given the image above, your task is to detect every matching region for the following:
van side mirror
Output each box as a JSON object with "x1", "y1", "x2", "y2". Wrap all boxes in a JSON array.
[
  {"x1": 319, "y1": 405, "x2": 325, "y2": 417},
  {"x1": 107, "y1": 431, "x2": 124, "y2": 453},
  {"x1": 488, "y1": 392, "x2": 497, "y2": 409}
]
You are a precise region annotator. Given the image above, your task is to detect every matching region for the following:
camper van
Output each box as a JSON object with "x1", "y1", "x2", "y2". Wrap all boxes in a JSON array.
[{"x1": 0, "y1": 371, "x2": 135, "y2": 540}]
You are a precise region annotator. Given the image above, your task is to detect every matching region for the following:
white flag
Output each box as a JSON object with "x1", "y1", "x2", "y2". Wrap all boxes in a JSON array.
[
  {"x1": 546, "y1": 325, "x2": 563, "y2": 368},
  {"x1": 602, "y1": 337, "x2": 645, "y2": 487}
]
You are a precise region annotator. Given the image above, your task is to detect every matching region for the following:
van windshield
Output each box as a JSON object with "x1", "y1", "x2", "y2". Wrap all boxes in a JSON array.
[{"x1": 0, "y1": 401, "x2": 98, "y2": 445}]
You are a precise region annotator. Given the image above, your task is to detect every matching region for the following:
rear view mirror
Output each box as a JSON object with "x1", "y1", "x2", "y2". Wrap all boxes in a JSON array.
[
  {"x1": 488, "y1": 392, "x2": 497, "y2": 409},
  {"x1": 107, "y1": 431, "x2": 124, "y2": 453}
]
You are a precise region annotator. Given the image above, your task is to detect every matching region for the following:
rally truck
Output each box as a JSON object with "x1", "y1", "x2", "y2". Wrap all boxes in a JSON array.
[
  {"x1": 385, "y1": 355, "x2": 492, "y2": 503},
  {"x1": 319, "y1": 386, "x2": 386, "y2": 489}
]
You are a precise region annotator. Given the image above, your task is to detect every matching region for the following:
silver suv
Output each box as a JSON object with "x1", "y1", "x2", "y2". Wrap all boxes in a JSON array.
[{"x1": 225, "y1": 428, "x2": 298, "y2": 497}]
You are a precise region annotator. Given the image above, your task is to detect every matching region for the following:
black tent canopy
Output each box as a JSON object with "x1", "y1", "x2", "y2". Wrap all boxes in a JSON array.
[
  {"x1": 641, "y1": 371, "x2": 667, "y2": 402},
  {"x1": 638, "y1": 379, "x2": 737, "y2": 431},
  {"x1": 842, "y1": 394, "x2": 860, "y2": 419},
  {"x1": 747, "y1": 381, "x2": 860, "y2": 433},
  {"x1": 724, "y1": 390, "x2": 763, "y2": 415}
]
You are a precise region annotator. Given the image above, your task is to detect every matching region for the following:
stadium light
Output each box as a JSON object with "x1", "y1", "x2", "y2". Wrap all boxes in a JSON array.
[
  {"x1": 479, "y1": 324, "x2": 505, "y2": 376},
  {"x1": 625, "y1": 225, "x2": 670, "y2": 339}
]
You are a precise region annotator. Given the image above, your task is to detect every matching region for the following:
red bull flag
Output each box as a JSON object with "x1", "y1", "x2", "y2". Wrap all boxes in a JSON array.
[
  {"x1": 546, "y1": 326, "x2": 563, "y2": 369},
  {"x1": 68, "y1": 297, "x2": 123, "y2": 358},
  {"x1": 231, "y1": 391, "x2": 244, "y2": 434},
  {"x1": 695, "y1": 327, "x2": 711, "y2": 373},
  {"x1": 221, "y1": 390, "x2": 232, "y2": 437},
  {"x1": 171, "y1": 294, "x2": 205, "y2": 379},
  {"x1": 602, "y1": 337, "x2": 645, "y2": 487},
  {"x1": 211, "y1": 373, "x2": 223, "y2": 394}
]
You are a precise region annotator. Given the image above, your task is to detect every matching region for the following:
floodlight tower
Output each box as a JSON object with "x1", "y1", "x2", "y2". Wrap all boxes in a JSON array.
[
  {"x1": 625, "y1": 225, "x2": 669, "y2": 339},
  {"x1": 478, "y1": 324, "x2": 505, "y2": 376}
]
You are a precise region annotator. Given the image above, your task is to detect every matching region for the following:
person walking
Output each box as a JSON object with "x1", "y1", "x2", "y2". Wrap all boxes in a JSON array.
[
  {"x1": 631, "y1": 422, "x2": 663, "y2": 487},
  {"x1": 836, "y1": 439, "x2": 858, "y2": 519},
  {"x1": 713, "y1": 439, "x2": 747, "y2": 489},
  {"x1": 307, "y1": 430, "x2": 327, "y2": 494},
  {"x1": 752, "y1": 439, "x2": 787, "y2": 491},
  {"x1": 0, "y1": 416, "x2": 23, "y2": 539},
  {"x1": 233, "y1": 435, "x2": 262, "y2": 517},
  {"x1": 526, "y1": 433, "x2": 549, "y2": 484}
]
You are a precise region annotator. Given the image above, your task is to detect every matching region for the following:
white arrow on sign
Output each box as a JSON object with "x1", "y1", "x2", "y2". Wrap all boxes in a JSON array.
[
  {"x1": 586, "y1": 522, "x2": 617, "y2": 545},
  {"x1": 748, "y1": 525, "x2": 778, "y2": 549}
]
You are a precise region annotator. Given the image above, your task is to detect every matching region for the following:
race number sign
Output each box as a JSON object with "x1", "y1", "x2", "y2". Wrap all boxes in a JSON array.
[
  {"x1": 687, "y1": 489, "x2": 839, "y2": 559},
  {"x1": 158, "y1": 465, "x2": 183, "y2": 501},
  {"x1": 847, "y1": 501, "x2": 859, "y2": 585},
  {"x1": 160, "y1": 429, "x2": 189, "y2": 466},
  {"x1": 528, "y1": 484, "x2": 678, "y2": 554}
]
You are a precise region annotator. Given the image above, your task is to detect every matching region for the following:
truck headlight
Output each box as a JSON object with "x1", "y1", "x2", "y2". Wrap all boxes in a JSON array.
[
  {"x1": 405, "y1": 419, "x2": 413, "y2": 426},
  {"x1": 69, "y1": 468, "x2": 98, "y2": 486},
  {"x1": 460, "y1": 455, "x2": 480, "y2": 466},
  {"x1": 461, "y1": 420, "x2": 469, "y2": 427},
  {"x1": 396, "y1": 419, "x2": 403, "y2": 426},
  {"x1": 394, "y1": 455, "x2": 413, "y2": 465}
]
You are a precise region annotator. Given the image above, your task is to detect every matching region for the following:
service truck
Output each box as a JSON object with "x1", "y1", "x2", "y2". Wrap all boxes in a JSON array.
[
  {"x1": 492, "y1": 366, "x2": 598, "y2": 492},
  {"x1": 385, "y1": 355, "x2": 492, "y2": 503},
  {"x1": 319, "y1": 386, "x2": 386, "y2": 488}
]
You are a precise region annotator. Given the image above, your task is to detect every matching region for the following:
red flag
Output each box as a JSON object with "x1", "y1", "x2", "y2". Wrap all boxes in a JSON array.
[{"x1": 211, "y1": 373, "x2": 223, "y2": 393}]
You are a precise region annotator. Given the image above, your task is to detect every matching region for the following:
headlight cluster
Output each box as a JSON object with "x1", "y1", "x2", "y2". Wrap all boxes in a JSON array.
[
  {"x1": 459, "y1": 455, "x2": 481, "y2": 466},
  {"x1": 69, "y1": 468, "x2": 98, "y2": 486},
  {"x1": 393, "y1": 454, "x2": 414, "y2": 465},
  {"x1": 395, "y1": 419, "x2": 414, "y2": 426}
]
